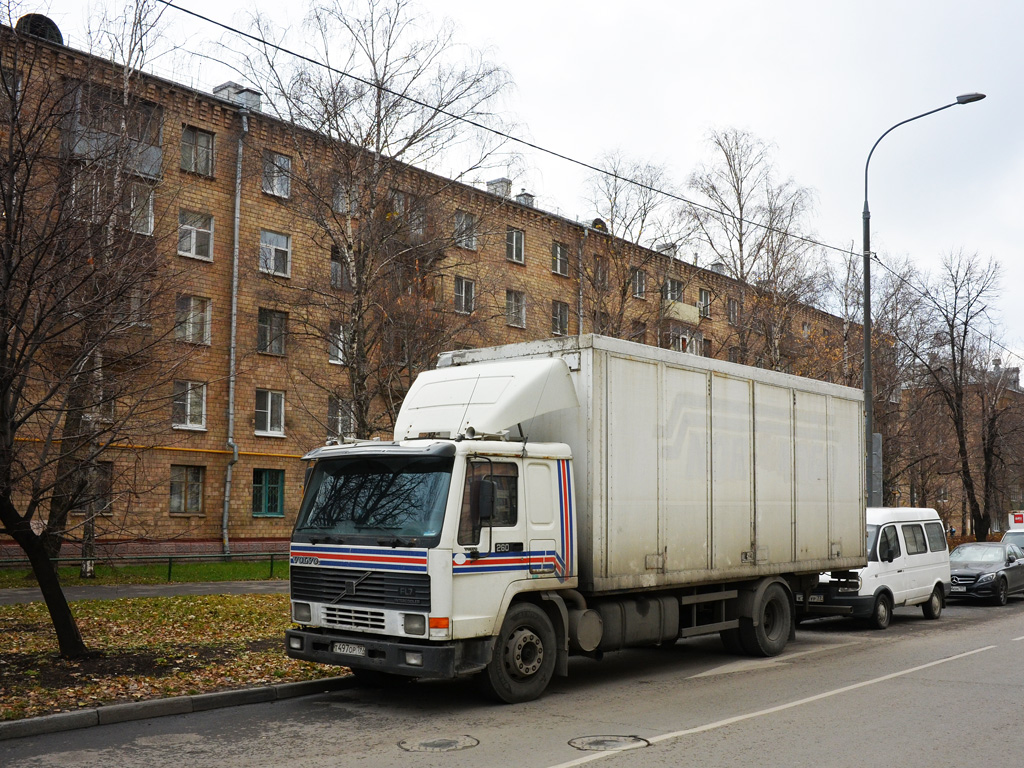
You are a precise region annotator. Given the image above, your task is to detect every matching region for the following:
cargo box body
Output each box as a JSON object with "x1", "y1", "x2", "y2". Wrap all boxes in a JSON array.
[{"x1": 438, "y1": 334, "x2": 867, "y2": 595}]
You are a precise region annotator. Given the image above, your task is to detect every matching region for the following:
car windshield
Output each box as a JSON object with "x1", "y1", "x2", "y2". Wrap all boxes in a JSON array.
[
  {"x1": 293, "y1": 454, "x2": 453, "y2": 546},
  {"x1": 951, "y1": 544, "x2": 1005, "y2": 563}
]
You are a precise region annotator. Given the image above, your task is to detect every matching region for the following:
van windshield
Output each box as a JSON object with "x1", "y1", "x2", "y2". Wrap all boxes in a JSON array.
[
  {"x1": 293, "y1": 454, "x2": 453, "y2": 547},
  {"x1": 866, "y1": 524, "x2": 880, "y2": 562}
]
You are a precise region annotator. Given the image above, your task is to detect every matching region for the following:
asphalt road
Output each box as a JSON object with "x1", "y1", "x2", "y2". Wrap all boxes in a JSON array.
[{"x1": 4, "y1": 598, "x2": 1023, "y2": 768}]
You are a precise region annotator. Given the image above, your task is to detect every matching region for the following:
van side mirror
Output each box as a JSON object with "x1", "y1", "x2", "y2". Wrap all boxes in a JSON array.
[{"x1": 471, "y1": 478, "x2": 496, "y2": 522}]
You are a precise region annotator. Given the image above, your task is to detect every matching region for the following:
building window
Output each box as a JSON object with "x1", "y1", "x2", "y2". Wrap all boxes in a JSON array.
[
  {"x1": 252, "y1": 469, "x2": 285, "y2": 517},
  {"x1": 180, "y1": 125, "x2": 213, "y2": 176},
  {"x1": 328, "y1": 395, "x2": 354, "y2": 439},
  {"x1": 259, "y1": 230, "x2": 291, "y2": 277},
  {"x1": 666, "y1": 324, "x2": 699, "y2": 354},
  {"x1": 728, "y1": 346, "x2": 741, "y2": 363},
  {"x1": 454, "y1": 276, "x2": 475, "y2": 314},
  {"x1": 255, "y1": 389, "x2": 285, "y2": 435},
  {"x1": 124, "y1": 179, "x2": 154, "y2": 235},
  {"x1": 391, "y1": 190, "x2": 425, "y2": 237},
  {"x1": 552, "y1": 300, "x2": 569, "y2": 336},
  {"x1": 631, "y1": 268, "x2": 647, "y2": 299},
  {"x1": 727, "y1": 297, "x2": 739, "y2": 325},
  {"x1": 330, "y1": 246, "x2": 352, "y2": 290},
  {"x1": 257, "y1": 308, "x2": 287, "y2": 355},
  {"x1": 329, "y1": 321, "x2": 346, "y2": 364},
  {"x1": 506, "y1": 227, "x2": 525, "y2": 264},
  {"x1": 552, "y1": 241, "x2": 569, "y2": 276},
  {"x1": 262, "y1": 150, "x2": 291, "y2": 198},
  {"x1": 175, "y1": 295, "x2": 211, "y2": 345},
  {"x1": 332, "y1": 182, "x2": 358, "y2": 215},
  {"x1": 172, "y1": 381, "x2": 206, "y2": 429},
  {"x1": 170, "y1": 465, "x2": 204, "y2": 515},
  {"x1": 663, "y1": 278, "x2": 683, "y2": 302},
  {"x1": 702, "y1": 338, "x2": 712, "y2": 357},
  {"x1": 698, "y1": 288, "x2": 712, "y2": 318},
  {"x1": 593, "y1": 256, "x2": 608, "y2": 289},
  {"x1": 454, "y1": 210, "x2": 477, "y2": 250},
  {"x1": 506, "y1": 289, "x2": 526, "y2": 328},
  {"x1": 178, "y1": 211, "x2": 213, "y2": 260},
  {"x1": 802, "y1": 321, "x2": 811, "y2": 338}
]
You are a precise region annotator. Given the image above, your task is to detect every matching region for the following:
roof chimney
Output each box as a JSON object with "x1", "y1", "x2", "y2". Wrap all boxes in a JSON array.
[
  {"x1": 515, "y1": 189, "x2": 535, "y2": 208},
  {"x1": 487, "y1": 178, "x2": 512, "y2": 198},
  {"x1": 213, "y1": 82, "x2": 262, "y2": 112}
]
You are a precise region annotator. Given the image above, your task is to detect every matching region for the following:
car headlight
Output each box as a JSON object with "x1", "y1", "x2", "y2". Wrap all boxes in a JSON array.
[{"x1": 976, "y1": 573, "x2": 996, "y2": 585}]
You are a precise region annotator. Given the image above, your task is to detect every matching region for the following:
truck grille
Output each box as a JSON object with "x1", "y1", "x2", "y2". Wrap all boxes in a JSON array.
[
  {"x1": 290, "y1": 565, "x2": 431, "y2": 611},
  {"x1": 322, "y1": 606, "x2": 387, "y2": 631}
]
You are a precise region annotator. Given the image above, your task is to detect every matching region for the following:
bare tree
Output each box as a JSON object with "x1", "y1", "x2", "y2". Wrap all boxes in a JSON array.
[
  {"x1": 0, "y1": 8, "x2": 188, "y2": 656},
  {"x1": 236, "y1": 0, "x2": 512, "y2": 437}
]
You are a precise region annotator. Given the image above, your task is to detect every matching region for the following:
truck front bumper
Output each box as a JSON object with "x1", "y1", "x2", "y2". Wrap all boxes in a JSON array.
[{"x1": 285, "y1": 628, "x2": 493, "y2": 679}]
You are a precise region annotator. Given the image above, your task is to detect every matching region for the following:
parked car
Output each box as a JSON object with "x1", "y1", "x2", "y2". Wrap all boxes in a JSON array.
[
  {"x1": 1002, "y1": 530, "x2": 1024, "y2": 549},
  {"x1": 799, "y1": 507, "x2": 950, "y2": 629},
  {"x1": 949, "y1": 541, "x2": 1024, "y2": 605}
]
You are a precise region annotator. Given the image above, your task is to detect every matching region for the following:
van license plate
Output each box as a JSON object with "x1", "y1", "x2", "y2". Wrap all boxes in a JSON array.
[
  {"x1": 951, "y1": 586, "x2": 966, "y2": 593},
  {"x1": 333, "y1": 642, "x2": 366, "y2": 657}
]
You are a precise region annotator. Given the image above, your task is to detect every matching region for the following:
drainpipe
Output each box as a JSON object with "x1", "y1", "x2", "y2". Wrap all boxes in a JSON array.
[
  {"x1": 577, "y1": 228, "x2": 588, "y2": 335},
  {"x1": 222, "y1": 107, "x2": 249, "y2": 554}
]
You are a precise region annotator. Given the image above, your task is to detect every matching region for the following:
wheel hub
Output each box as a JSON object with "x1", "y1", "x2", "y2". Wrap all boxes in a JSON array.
[{"x1": 504, "y1": 627, "x2": 544, "y2": 678}]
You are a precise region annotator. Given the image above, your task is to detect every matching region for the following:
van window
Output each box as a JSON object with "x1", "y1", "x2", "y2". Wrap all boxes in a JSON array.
[
  {"x1": 925, "y1": 522, "x2": 947, "y2": 552},
  {"x1": 878, "y1": 525, "x2": 901, "y2": 561},
  {"x1": 901, "y1": 524, "x2": 928, "y2": 555}
]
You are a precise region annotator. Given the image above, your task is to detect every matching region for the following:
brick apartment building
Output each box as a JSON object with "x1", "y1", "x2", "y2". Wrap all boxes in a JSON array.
[{"x1": 0, "y1": 16, "x2": 850, "y2": 558}]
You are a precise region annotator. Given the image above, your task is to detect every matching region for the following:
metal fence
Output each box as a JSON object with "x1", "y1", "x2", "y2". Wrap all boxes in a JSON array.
[{"x1": 0, "y1": 551, "x2": 290, "y2": 582}]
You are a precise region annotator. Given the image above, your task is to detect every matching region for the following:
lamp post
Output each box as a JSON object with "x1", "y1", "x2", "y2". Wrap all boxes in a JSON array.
[{"x1": 862, "y1": 92, "x2": 985, "y2": 508}]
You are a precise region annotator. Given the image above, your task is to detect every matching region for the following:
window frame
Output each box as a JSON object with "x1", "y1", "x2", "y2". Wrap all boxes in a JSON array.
[
  {"x1": 252, "y1": 468, "x2": 286, "y2": 518},
  {"x1": 180, "y1": 125, "x2": 214, "y2": 176},
  {"x1": 257, "y1": 308, "x2": 287, "y2": 356},
  {"x1": 255, "y1": 388, "x2": 286, "y2": 436},
  {"x1": 698, "y1": 288, "x2": 712, "y2": 318},
  {"x1": 506, "y1": 227, "x2": 525, "y2": 264},
  {"x1": 551, "y1": 300, "x2": 569, "y2": 336},
  {"x1": 454, "y1": 275, "x2": 475, "y2": 314},
  {"x1": 506, "y1": 289, "x2": 526, "y2": 328},
  {"x1": 328, "y1": 395, "x2": 355, "y2": 440},
  {"x1": 551, "y1": 241, "x2": 569, "y2": 276},
  {"x1": 171, "y1": 380, "x2": 206, "y2": 430},
  {"x1": 727, "y1": 297, "x2": 739, "y2": 326},
  {"x1": 663, "y1": 278, "x2": 683, "y2": 302},
  {"x1": 454, "y1": 209, "x2": 478, "y2": 250},
  {"x1": 262, "y1": 150, "x2": 292, "y2": 198},
  {"x1": 259, "y1": 229, "x2": 291, "y2": 277},
  {"x1": 170, "y1": 464, "x2": 205, "y2": 516},
  {"x1": 178, "y1": 210, "x2": 214, "y2": 261},
  {"x1": 631, "y1": 267, "x2": 647, "y2": 299},
  {"x1": 174, "y1": 295, "x2": 212, "y2": 345}
]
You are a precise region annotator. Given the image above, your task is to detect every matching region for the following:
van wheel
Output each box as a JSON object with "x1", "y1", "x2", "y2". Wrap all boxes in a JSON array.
[
  {"x1": 992, "y1": 578, "x2": 1009, "y2": 606},
  {"x1": 739, "y1": 583, "x2": 791, "y2": 657},
  {"x1": 870, "y1": 594, "x2": 892, "y2": 630},
  {"x1": 479, "y1": 603, "x2": 556, "y2": 704},
  {"x1": 921, "y1": 586, "x2": 943, "y2": 619}
]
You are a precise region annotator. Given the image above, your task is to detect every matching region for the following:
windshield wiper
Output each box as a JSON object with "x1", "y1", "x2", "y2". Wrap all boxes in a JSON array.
[
  {"x1": 378, "y1": 536, "x2": 417, "y2": 548},
  {"x1": 308, "y1": 534, "x2": 345, "y2": 545}
]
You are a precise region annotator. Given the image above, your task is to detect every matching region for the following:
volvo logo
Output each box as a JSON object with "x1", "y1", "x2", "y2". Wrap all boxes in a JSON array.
[
  {"x1": 331, "y1": 571, "x2": 372, "y2": 602},
  {"x1": 290, "y1": 556, "x2": 320, "y2": 566}
]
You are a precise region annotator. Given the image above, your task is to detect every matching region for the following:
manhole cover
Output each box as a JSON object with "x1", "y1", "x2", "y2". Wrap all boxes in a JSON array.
[
  {"x1": 569, "y1": 735, "x2": 650, "y2": 752},
  {"x1": 398, "y1": 735, "x2": 479, "y2": 752}
]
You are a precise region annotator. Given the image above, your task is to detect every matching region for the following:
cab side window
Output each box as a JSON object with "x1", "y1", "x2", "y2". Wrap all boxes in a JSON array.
[
  {"x1": 901, "y1": 524, "x2": 928, "y2": 555},
  {"x1": 457, "y1": 461, "x2": 518, "y2": 545},
  {"x1": 878, "y1": 525, "x2": 901, "y2": 561}
]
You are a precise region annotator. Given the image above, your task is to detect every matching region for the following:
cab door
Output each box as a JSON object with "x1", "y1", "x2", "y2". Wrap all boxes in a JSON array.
[{"x1": 874, "y1": 524, "x2": 910, "y2": 605}]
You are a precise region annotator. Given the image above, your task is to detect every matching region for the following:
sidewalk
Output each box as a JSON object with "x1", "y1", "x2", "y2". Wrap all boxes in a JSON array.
[
  {"x1": 0, "y1": 579, "x2": 289, "y2": 605},
  {"x1": 0, "y1": 578, "x2": 352, "y2": 742}
]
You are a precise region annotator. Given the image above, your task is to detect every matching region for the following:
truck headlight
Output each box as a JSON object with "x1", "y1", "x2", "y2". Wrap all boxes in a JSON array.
[
  {"x1": 292, "y1": 602, "x2": 312, "y2": 623},
  {"x1": 403, "y1": 614, "x2": 426, "y2": 635},
  {"x1": 977, "y1": 573, "x2": 996, "y2": 584}
]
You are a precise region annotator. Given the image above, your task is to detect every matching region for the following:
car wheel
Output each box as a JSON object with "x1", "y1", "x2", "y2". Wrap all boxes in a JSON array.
[
  {"x1": 992, "y1": 578, "x2": 1009, "y2": 606},
  {"x1": 478, "y1": 603, "x2": 557, "y2": 704},
  {"x1": 921, "y1": 586, "x2": 943, "y2": 620},
  {"x1": 869, "y1": 593, "x2": 892, "y2": 630}
]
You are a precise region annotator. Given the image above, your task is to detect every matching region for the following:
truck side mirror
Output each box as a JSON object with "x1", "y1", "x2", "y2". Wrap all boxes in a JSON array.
[{"x1": 471, "y1": 478, "x2": 496, "y2": 523}]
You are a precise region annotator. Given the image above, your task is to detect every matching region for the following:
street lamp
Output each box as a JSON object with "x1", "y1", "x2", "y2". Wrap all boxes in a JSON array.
[{"x1": 862, "y1": 92, "x2": 985, "y2": 508}]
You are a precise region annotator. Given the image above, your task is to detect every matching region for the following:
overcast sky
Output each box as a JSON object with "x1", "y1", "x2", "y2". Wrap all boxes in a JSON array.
[{"x1": 35, "y1": 0, "x2": 1024, "y2": 362}]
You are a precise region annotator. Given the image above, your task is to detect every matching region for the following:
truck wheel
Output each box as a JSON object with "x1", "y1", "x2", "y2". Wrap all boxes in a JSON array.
[
  {"x1": 921, "y1": 586, "x2": 943, "y2": 620},
  {"x1": 479, "y1": 603, "x2": 557, "y2": 704},
  {"x1": 739, "y1": 583, "x2": 791, "y2": 657},
  {"x1": 992, "y1": 578, "x2": 1009, "y2": 606},
  {"x1": 869, "y1": 593, "x2": 892, "y2": 630}
]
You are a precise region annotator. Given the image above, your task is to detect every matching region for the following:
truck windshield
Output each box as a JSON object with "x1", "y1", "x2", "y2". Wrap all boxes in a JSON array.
[{"x1": 293, "y1": 455, "x2": 453, "y2": 547}]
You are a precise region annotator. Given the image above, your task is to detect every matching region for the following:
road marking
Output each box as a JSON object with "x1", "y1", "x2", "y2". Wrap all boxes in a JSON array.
[
  {"x1": 1013, "y1": 635, "x2": 1024, "y2": 642},
  {"x1": 545, "y1": 646, "x2": 995, "y2": 768},
  {"x1": 688, "y1": 641, "x2": 863, "y2": 678}
]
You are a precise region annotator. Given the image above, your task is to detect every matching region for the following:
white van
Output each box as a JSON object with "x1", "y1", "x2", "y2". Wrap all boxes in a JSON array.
[
  {"x1": 799, "y1": 507, "x2": 951, "y2": 629},
  {"x1": 1004, "y1": 511, "x2": 1024, "y2": 549}
]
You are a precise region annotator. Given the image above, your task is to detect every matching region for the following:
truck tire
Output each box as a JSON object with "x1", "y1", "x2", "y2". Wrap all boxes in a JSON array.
[
  {"x1": 921, "y1": 586, "x2": 943, "y2": 619},
  {"x1": 869, "y1": 593, "x2": 892, "y2": 630},
  {"x1": 739, "y1": 583, "x2": 791, "y2": 657},
  {"x1": 479, "y1": 603, "x2": 557, "y2": 704}
]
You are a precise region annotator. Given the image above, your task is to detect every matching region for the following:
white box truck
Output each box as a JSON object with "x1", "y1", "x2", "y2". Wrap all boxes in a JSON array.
[{"x1": 286, "y1": 335, "x2": 866, "y2": 702}]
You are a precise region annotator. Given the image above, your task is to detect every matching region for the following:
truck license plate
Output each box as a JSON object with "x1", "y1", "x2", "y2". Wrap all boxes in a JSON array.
[
  {"x1": 808, "y1": 594, "x2": 824, "y2": 603},
  {"x1": 333, "y1": 642, "x2": 366, "y2": 657},
  {"x1": 951, "y1": 585, "x2": 966, "y2": 593}
]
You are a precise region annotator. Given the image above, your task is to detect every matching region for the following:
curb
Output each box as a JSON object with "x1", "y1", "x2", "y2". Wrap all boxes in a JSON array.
[{"x1": 0, "y1": 676, "x2": 354, "y2": 742}]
